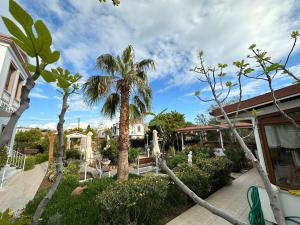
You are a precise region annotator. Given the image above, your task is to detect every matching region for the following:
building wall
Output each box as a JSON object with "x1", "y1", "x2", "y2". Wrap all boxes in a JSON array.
[
  {"x1": 111, "y1": 122, "x2": 145, "y2": 139},
  {"x1": 0, "y1": 41, "x2": 28, "y2": 154}
]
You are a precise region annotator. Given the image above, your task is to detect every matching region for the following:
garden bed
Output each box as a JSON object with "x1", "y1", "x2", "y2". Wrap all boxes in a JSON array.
[{"x1": 22, "y1": 155, "x2": 233, "y2": 225}]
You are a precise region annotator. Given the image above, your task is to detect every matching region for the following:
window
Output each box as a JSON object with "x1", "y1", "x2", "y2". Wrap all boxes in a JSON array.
[
  {"x1": 15, "y1": 76, "x2": 24, "y2": 100},
  {"x1": 265, "y1": 124, "x2": 300, "y2": 188},
  {"x1": 5, "y1": 63, "x2": 17, "y2": 93},
  {"x1": 137, "y1": 125, "x2": 141, "y2": 133}
]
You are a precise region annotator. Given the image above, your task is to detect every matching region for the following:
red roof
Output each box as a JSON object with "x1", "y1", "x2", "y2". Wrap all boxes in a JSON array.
[
  {"x1": 211, "y1": 83, "x2": 300, "y2": 117},
  {"x1": 176, "y1": 122, "x2": 252, "y2": 132},
  {"x1": 0, "y1": 33, "x2": 30, "y2": 77}
]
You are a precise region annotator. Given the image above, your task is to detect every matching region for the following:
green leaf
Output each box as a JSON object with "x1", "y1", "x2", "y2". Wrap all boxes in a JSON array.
[
  {"x1": 194, "y1": 90, "x2": 200, "y2": 96},
  {"x1": 291, "y1": 31, "x2": 300, "y2": 39},
  {"x1": 41, "y1": 70, "x2": 57, "y2": 82},
  {"x1": 249, "y1": 44, "x2": 256, "y2": 49},
  {"x1": 25, "y1": 64, "x2": 37, "y2": 73},
  {"x1": 225, "y1": 81, "x2": 232, "y2": 87},
  {"x1": 1, "y1": 17, "x2": 28, "y2": 44},
  {"x1": 34, "y1": 20, "x2": 52, "y2": 54},
  {"x1": 244, "y1": 68, "x2": 254, "y2": 74},
  {"x1": 57, "y1": 76, "x2": 70, "y2": 89},
  {"x1": 11, "y1": 37, "x2": 35, "y2": 57},
  {"x1": 265, "y1": 63, "x2": 281, "y2": 73},
  {"x1": 45, "y1": 51, "x2": 60, "y2": 64},
  {"x1": 9, "y1": 0, "x2": 33, "y2": 29}
]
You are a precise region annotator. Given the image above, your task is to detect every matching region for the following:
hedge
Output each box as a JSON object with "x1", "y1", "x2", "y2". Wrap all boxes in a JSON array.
[
  {"x1": 96, "y1": 176, "x2": 170, "y2": 225},
  {"x1": 0, "y1": 145, "x2": 8, "y2": 169},
  {"x1": 24, "y1": 153, "x2": 48, "y2": 171},
  {"x1": 23, "y1": 157, "x2": 233, "y2": 225}
]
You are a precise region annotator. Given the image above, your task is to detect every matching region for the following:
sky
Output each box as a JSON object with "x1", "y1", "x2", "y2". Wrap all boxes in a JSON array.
[{"x1": 0, "y1": 0, "x2": 300, "y2": 130}]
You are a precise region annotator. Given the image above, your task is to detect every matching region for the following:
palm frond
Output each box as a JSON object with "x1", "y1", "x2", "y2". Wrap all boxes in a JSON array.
[
  {"x1": 101, "y1": 93, "x2": 120, "y2": 119},
  {"x1": 129, "y1": 103, "x2": 142, "y2": 124},
  {"x1": 122, "y1": 45, "x2": 134, "y2": 65},
  {"x1": 96, "y1": 54, "x2": 120, "y2": 75},
  {"x1": 133, "y1": 95, "x2": 147, "y2": 114},
  {"x1": 82, "y1": 76, "x2": 114, "y2": 106},
  {"x1": 136, "y1": 59, "x2": 155, "y2": 72}
]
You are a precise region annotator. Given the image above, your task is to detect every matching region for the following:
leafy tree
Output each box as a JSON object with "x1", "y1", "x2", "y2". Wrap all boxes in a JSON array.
[
  {"x1": 31, "y1": 68, "x2": 81, "y2": 225},
  {"x1": 148, "y1": 111, "x2": 186, "y2": 150},
  {"x1": 14, "y1": 128, "x2": 43, "y2": 151},
  {"x1": 83, "y1": 45, "x2": 155, "y2": 180},
  {"x1": 0, "y1": 0, "x2": 60, "y2": 149}
]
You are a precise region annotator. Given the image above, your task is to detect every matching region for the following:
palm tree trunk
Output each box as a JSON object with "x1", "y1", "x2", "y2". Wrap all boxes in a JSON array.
[{"x1": 117, "y1": 86, "x2": 130, "y2": 181}]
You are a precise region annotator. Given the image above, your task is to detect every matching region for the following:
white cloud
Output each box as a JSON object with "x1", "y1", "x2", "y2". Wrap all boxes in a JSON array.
[
  {"x1": 14, "y1": 0, "x2": 299, "y2": 88},
  {"x1": 30, "y1": 87, "x2": 49, "y2": 99}
]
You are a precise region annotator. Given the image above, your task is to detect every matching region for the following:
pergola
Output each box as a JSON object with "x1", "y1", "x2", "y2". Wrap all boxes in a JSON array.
[
  {"x1": 176, "y1": 122, "x2": 252, "y2": 151},
  {"x1": 66, "y1": 131, "x2": 94, "y2": 161}
]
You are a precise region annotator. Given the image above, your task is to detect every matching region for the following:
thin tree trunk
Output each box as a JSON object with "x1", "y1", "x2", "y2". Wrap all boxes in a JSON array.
[
  {"x1": 266, "y1": 76, "x2": 300, "y2": 130},
  {"x1": 31, "y1": 93, "x2": 69, "y2": 225},
  {"x1": 160, "y1": 160, "x2": 248, "y2": 225},
  {"x1": 213, "y1": 95, "x2": 287, "y2": 225},
  {"x1": 117, "y1": 86, "x2": 130, "y2": 181},
  {"x1": 0, "y1": 77, "x2": 35, "y2": 149}
]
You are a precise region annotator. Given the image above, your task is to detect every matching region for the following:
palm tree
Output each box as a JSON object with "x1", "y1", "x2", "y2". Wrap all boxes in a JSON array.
[{"x1": 82, "y1": 45, "x2": 155, "y2": 180}]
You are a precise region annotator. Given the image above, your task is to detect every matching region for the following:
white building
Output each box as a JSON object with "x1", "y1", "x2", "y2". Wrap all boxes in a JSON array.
[
  {"x1": 0, "y1": 34, "x2": 30, "y2": 154},
  {"x1": 16, "y1": 126, "x2": 31, "y2": 133},
  {"x1": 111, "y1": 122, "x2": 146, "y2": 139}
]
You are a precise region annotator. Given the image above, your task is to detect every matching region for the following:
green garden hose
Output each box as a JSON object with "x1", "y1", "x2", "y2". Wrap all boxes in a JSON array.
[
  {"x1": 247, "y1": 186, "x2": 265, "y2": 225},
  {"x1": 247, "y1": 186, "x2": 300, "y2": 225}
]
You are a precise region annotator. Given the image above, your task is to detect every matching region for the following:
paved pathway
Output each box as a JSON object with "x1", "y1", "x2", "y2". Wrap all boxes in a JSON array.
[
  {"x1": 0, "y1": 162, "x2": 48, "y2": 213},
  {"x1": 167, "y1": 168, "x2": 263, "y2": 225}
]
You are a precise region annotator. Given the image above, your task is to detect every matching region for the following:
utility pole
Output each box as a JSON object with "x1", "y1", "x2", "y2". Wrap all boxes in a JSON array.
[{"x1": 78, "y1": 118, "x2": 80, "y2": 129}]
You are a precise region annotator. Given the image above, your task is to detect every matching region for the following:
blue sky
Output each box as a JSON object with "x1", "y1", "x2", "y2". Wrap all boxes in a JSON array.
[{"x1": 1, "y1": 0, "x2": 300, "y2": 130}]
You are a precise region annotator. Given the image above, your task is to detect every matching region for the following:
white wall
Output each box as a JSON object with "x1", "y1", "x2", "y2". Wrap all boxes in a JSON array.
[
  {"x1": 0, "y1": 41, "x2": 29, "y2": 154},
  {"x1": 258, "y1": 187, "x2": 300, "y2": 225}
]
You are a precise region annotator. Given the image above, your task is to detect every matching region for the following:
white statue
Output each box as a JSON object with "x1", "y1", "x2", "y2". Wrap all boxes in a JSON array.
[
  {"x1": 188, "y1": 151, "x2": 192, "y2": 165},
  {"x1": 152, "y1": 130, "x2": 160, "y2": 156}
]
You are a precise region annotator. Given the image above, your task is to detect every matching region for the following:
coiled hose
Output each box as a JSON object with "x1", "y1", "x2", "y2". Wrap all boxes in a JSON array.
[{"x1": 247, "y1": 186, "x2": 300, "y2": 225}]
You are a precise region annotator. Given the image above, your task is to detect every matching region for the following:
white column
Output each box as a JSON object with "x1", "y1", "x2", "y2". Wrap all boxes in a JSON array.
[
  {"x1": 219, "y1": 129, "x2": 224, "y2": 150},
  {"x1": 252, "y1": 118, "x2": 267, "y2": 172},
  {"x1": 181, "y1": 133, "x2": 185, "y2": 151}
]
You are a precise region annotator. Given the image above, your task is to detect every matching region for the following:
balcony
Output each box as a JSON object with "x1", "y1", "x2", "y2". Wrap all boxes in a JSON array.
[{"x1": 0, "y1": 98, "x2": 16, "y2": 115}]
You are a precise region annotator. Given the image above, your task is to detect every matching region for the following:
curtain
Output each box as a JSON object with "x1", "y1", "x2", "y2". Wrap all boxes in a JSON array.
[{"x1": 265, "y1": 124, "x2": 300, "y2": 149}]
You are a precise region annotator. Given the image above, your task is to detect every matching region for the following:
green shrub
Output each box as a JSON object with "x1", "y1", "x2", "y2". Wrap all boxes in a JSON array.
[
  {"x1": 96, "y1": 176, "x2": 170, "y2": 225},
  {"x1": 65, "y1": 149, "x2": 81, "y2": 160},
  {"x1": 101, "y1": 138, "x2": 119, "y2": 164},
  {"x1": 24, "y1": 176, "x2": 114, "y2": 225},
  {"x1": 128, "y1": 147, "x2": 141, "y2": 163},
  {"x1": 167, "y1": 151, "x2": 210, "y2": 169},
  {"x1": 184, "y1": 144, "x2": 215, "y2": 158},
  {"x1": 34, "y1": 153, "x2": 48, "y2": 164},
  {"x1": 174, "y1": 163, "x2": 211, "y2": 198},
  {"x1": 64, "y1": 162, "x2": 80, "y2": 177},
  {"x1": 196, "y1": 157, "x2": 232, "y2": 192},
  {"x1": 0, "y1": 145, "x2": 8, "y2": 169},
  {"x1": 24, "y1": 156, "x2": 35, "y2": 171},
  {"x1": 0, "y1": 209, "x2": 31, "y2": 225},
  {"x1": 24, "y1": 153, "x2": 48, "y2": 171},
  {"x1": 224, "y1": 146, "x2": 248, "y2": 172},
  {"x1": 167, "y1": 152, "x2": 186, "y2": 169}
]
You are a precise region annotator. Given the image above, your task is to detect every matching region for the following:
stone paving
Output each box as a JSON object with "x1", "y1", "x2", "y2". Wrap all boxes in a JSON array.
[
  {"x1": 0, "y1": 162, "x2": 48, "y2": 213},
  {"x1": 167, "y1": 168, "x2": 263, "y2": 225}
]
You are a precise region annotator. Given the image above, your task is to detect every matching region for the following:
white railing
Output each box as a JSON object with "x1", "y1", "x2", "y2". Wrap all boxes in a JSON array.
[
  {"x1": 1, "y1": 150, "x2": 27, "y2": 188},
  {"x1": 8, "y1": 150, "x2": 27, "y2": 169},
  {"x1": 0, "y1": 98, "x2": 16, "y2": 113}
]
